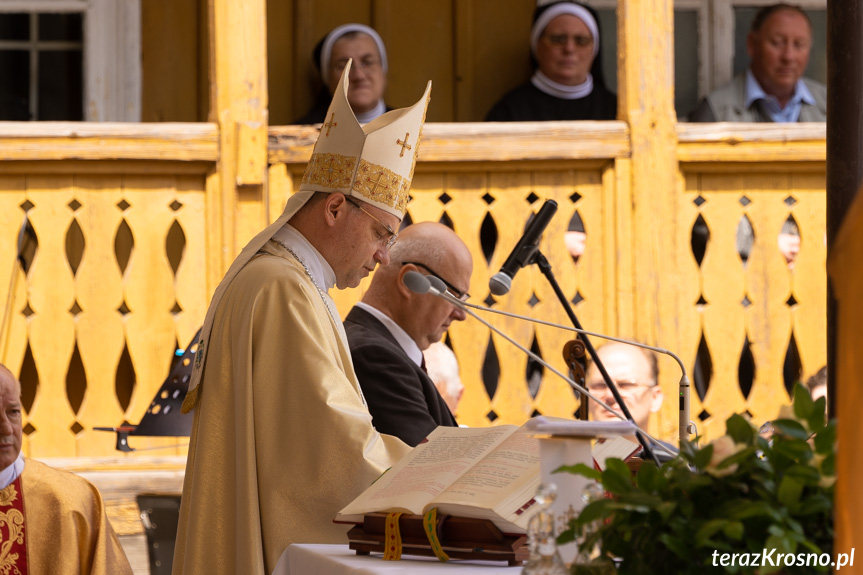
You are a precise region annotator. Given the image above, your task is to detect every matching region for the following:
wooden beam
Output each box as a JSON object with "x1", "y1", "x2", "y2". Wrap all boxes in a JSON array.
[
  {"x1": 209, "y1": 0, "x2": 269, "y2": 273},
  {"x1": 268, "y1": 122, "x2": 631, "y2": 164},
  {"x1": 0, "y1": 123, "x2": 219, "y2": 162},
  {"x1": 617, "y1": 0, "x2": 678, "y2": 348}
]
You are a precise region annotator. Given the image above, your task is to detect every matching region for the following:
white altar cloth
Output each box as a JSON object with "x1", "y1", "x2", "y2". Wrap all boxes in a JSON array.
[{"x1": 272, "y1": 543, "x2": 524, "y2": 575}]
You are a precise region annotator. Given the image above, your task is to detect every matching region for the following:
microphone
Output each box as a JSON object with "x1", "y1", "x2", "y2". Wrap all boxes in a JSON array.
[
  {"x1": 468, "y1": 294, "x2": 692, "y2": 445},
  {"x1": 489, "y1": 199, "x2": 558, "y2": 296},
  {"x1": 407, "y1": 270, "x2": 693, "y2": 447},
  {"x1": 403, "y1": 270, "x2": 436, "y2": 295},
  {"x1": 404, "y1": 271, "x2": 678, "y2": 458}
]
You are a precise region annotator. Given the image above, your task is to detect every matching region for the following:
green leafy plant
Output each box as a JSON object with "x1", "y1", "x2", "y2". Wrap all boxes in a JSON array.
[{"x1": 557, "y1": 384, "x2": 835, "y2": 574}]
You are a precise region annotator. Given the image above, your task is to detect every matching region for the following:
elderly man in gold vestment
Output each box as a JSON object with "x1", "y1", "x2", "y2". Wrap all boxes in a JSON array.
[
  {"x1": 172, "y1": 62, "x2": 432, "y2": 575},
  {"x1": 0, "y1": 365, "x2": 132, "y2": 575}
]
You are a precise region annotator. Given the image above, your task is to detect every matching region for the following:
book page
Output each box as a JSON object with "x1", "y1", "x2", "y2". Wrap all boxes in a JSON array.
[
  {"x1": 431, "y1": 427, "x2": 539, "y2": 507},
  {"x1": 593, "y1": 436, "x2": 641, "y2": 470},
  {"x1": 338, "y1": 425, "x2": 516, "y2": 517},
  {"x1": 426, "y1": 427, "x2": 540, "y2": 532}
]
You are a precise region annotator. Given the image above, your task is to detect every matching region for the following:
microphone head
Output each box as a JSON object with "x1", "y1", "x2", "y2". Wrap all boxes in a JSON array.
[
  {"x1": 488, "y1": 272, "x2": 512, "y2": 296},
  {"x1": 426, "y1": 276, "x2": 447, "y2": 295},
  {"x1": 403, "y1": 270, "x2": 431, "y2": 294}
]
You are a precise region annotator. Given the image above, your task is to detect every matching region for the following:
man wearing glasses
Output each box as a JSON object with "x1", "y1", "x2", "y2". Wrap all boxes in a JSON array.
[
  {"x1": 173, "y1": 63, "x2": 431, "y2": 575},
  {"x1": 345, "y1": 222, "x2": 473, "y2": 446},
  {"x1": 585, "y1": 341, "x2": 667, "y2": 447}
]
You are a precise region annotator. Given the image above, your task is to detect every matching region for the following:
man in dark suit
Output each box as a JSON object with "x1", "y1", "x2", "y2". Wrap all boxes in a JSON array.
[{"x1": 345, "y1": 222, "x2": 473, "y2": 446}]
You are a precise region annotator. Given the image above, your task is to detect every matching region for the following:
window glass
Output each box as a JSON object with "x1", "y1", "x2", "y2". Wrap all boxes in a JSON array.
[
  {"x1": 596, "y1": 8, "x2": 701, "y2": 118},
  {"x1": 0, "y1": 50, "x2": 30, "y2": 120},
  {"x1": 39, "y1": 49, "x2": 83, "y2": 120},
  {"x1": 39, "y1": 12, "x2": 83, "y2": 42},
  {"x1": 0, "y1": 13, "x2": 28, "y2": 41},
  {"x1": 0, "y1": 13, "x2": 84, "y2": 120},
  {"x1": 673, "y1": 10, "x2": 700, "y2": 118}
]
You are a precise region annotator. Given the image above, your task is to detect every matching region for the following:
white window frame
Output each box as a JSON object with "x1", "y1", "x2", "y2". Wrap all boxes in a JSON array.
[{"x1": 0, "y1": 0, "x2": 141, "y2": 121}]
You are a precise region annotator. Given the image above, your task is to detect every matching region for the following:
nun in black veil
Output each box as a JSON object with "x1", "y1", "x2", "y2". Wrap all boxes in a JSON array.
[{"x1": 486, "y1": 0, "x2": 617, "y2": 122}]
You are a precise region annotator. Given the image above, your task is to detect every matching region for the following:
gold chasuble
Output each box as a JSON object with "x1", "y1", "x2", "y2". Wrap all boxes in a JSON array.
[
  {"x1": 0, "y1": 459, "x2": 132, "y2": 575},
  {"x1": 173, "y1": 245, "x2": 410, "y2": 574}
]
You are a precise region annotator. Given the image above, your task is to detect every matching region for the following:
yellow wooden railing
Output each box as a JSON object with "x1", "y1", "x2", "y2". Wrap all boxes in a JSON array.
[
  {"x1": 271, "y1": 121, "x2": 827, "y2": 444},
  {"x1": 0, "y1": 121, "x2": 825, "y2": 462},
  {"x1": 0, "y1": 123, "x2": 219, "y2": 459}
]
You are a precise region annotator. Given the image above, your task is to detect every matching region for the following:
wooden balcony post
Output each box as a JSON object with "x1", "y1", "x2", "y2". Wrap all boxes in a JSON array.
[
  {"x1": 208, "y1": 0, "x2": 269, "y2": 278},
  {"x1": 827, "y1": 184, "x2": 863, "y2": 574},
  {"x1": 616, "y1": 0, "x2": 679, "y2": 343}
]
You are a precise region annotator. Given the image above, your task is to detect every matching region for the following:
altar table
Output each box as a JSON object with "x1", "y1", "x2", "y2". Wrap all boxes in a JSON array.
[{"x1": 272, "y1": 543, "x2": 525, "y2": 575}]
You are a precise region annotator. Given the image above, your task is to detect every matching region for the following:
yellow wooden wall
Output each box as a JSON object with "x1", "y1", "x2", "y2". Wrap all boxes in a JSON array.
[
  {"x1": 139, "y1": 0, "x2": 540, "y2": 123},
  {"x1": 141, "y1": 0, "x2": 209, "y2": 122},
  {"x1": 267, "y1": 0, "x2": 538, "y2": 124}
]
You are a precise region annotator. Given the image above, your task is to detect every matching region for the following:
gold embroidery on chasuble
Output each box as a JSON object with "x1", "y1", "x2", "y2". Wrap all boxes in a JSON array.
[
  {"x1": 352, "y1": 160, "x2": 409, "y2": 213},
  {"x1": 0, "y1": 480, "x2": 26, "y2": 575},
  {"x1": 302, "y1": 153, "x2": 357, "y2": 189}
]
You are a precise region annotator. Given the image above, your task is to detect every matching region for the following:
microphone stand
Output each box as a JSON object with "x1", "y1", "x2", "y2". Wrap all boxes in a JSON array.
[
  {"x1": 406, "y1": 271, "x2": 677, "y2": 460},
  {"x1": 530, "y1": 251, "x2": 659, "y2": 463},
  {"x1": 1, "y1": 215, "x2": 33, "y2": 362}
]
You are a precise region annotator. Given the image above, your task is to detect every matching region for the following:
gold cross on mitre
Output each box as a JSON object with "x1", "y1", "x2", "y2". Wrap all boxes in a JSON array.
[
  {"x1": 396, "y1": 133, "x2": 412, "y2": 157},
  {"x1": 322, "y1": 113, "x2": 338, "y2": 137}
]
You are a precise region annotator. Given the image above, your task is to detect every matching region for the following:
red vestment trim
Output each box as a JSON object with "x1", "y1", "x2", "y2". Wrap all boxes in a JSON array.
[{"x1": 0, "y1": 477, "x2": 28, "y2": 574}]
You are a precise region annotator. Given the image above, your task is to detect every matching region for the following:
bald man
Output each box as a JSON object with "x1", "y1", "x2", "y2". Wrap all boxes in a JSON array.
[{"x1": 345, "y1": 222, "x2": 473, "y2": 446}]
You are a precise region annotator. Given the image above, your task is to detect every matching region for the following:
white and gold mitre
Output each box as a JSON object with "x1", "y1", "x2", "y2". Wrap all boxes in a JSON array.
[{"x1": 299, "y1": 60, "x2": 432, "y2": 219}]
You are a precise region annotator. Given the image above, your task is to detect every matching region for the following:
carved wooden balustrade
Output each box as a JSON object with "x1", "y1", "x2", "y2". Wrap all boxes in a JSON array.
[
  {"x1": 270, "y1": 121, "x2": 827, "y2": 444},
  {"x1": 0, "y1": 121, "x2": 825, "y2": 464}
]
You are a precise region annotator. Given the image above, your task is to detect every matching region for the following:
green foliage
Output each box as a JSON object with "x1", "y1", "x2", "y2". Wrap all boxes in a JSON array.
[{"x1": 559, "y1": 384, "x2": 835, "y2": 574}]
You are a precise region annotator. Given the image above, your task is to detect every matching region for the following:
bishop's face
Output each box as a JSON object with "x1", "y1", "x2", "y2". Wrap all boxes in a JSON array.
[
  {"x1": 0, "y1": 368, "x2": 23, "y2": 471},
  {"x1": 330, "y1": 196, "x2": 399, "y2": 290}
]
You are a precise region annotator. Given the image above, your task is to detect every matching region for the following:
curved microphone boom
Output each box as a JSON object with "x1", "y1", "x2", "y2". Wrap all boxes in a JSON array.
[
  {"x1": 404, "y1": 271, "x2": 678, "y2": 458},
  {"x1": 408, "y1": 271, "x2": 693, "y2": 446},
  {"x1": 1, "y1": 214, "x2": 34, "y2": 362},
  {"x1": 459, "y1": 301, "x2": 695, "y2": 445},
  {"x1": 488, "y1": 199, "x2": 558, "y2": 296}
]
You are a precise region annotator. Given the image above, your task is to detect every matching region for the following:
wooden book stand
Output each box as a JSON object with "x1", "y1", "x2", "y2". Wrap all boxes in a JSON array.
[{"x1": 347, "y1": 512, "x2": 529, "y2": 566}]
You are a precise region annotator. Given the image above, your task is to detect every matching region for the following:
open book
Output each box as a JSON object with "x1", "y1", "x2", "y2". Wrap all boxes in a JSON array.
[{"x1": 336, "y1": 423, "x2": 540, "y2": 534}]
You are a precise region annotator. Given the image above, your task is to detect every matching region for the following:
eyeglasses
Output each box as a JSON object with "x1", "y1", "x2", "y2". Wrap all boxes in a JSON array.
[
  {"x1": 586, "y1": 380, "x2": 656, "y2": 395},
  {"x1": 332, "y1": 57, "x2": 382, "y2": 73},
  {"x1": 345, "y1": 196, "x2": 398, "y2": 249},
  {"x1": 403, "y1": 261, "x2": 470, "y2": 302},
  {"x1": 543, "y1": 33, "x2": 594, "y2": 48}
]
